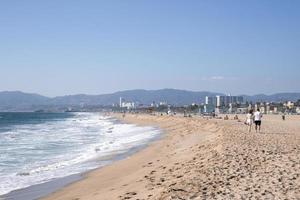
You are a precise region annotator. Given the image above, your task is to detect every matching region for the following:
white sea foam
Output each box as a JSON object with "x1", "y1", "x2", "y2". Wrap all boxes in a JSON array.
[{"x1": 0, "y1": 113, "x2": 160, "y2": 195}]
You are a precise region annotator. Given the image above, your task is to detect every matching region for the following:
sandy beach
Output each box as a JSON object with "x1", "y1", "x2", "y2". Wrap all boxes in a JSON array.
[{"x1": 43, "y1": 113, "x2": 300, "y2": 200}]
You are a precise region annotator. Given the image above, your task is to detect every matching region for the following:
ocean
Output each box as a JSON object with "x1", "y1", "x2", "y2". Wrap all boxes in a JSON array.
[{"x1": 0, "y1": 112, "x2": 160, "y2": 196}]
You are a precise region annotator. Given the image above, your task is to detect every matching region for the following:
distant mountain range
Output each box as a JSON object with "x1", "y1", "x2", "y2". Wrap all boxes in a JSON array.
[
  {"x1": 0, "y1": 89, "x2": 300, "y2": 111},
  {"x1": 241, "y1": 93, "x2": 300, "y2": 103}
]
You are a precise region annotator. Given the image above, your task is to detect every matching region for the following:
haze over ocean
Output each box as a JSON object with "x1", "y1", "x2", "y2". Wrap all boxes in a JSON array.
[{"x1": 1, "y1": 1, "x2": 300, "y2": 96}]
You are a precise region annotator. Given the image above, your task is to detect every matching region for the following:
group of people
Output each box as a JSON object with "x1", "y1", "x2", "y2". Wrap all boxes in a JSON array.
[{"x1": 245, "y1": 109, "x2": 263, "y2": 133}]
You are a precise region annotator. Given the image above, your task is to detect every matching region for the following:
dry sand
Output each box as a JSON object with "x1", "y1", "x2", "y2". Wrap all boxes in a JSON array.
[{"x1": 43, "y1": 114, "x2": 300, "y2": 200}]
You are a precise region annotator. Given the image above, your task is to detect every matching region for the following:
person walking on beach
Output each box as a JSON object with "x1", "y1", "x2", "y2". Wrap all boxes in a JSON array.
[
  {"x1": 282, "y1": 113, "x2": 286, "y2": 121},
  {"x1": 254, "y1": 109, "x2": 263, "y2": 133},
  {"x1": 245, "y1": 109, "x2": 254, "y2": 132}
]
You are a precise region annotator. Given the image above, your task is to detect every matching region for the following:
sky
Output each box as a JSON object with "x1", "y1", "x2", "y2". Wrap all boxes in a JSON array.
[{"x1": 0, "y1": 0, "x2": 299, "y2": 97}]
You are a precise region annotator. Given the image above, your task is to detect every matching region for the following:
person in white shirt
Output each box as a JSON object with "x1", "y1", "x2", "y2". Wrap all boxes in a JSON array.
[
  {"x1": 245, "y1": 109, "x2": 254, "y2": 133},
  {"x1": 254, "y1": 109, "x2": 263, "y2": 133}
]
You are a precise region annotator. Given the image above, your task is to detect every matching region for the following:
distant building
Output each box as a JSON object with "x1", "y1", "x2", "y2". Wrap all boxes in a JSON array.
[
  {"x1": 204, "y1": 104, "x2": 215, "y2": 113},
  {"x1": 159, "y1": 102, "x2": 168, "y2": 106},
  {"x1": 266, "y1": 105, "x2": 270, "y2": 114},
  {"x1": 119, "y1": 97, "x2": 136, "y2": 109},
  {"x1": 228, "y1": 103, "x2": 233, "y2": 113},
  {"x1": 206, "y1": 95, "x2": 243, "y2": 108},
  {"x1": 260, "y1": 106, "x2": 266, "y2": 114},
  {"x1": 205, "y1": 96, "x2": 216, "y2": 106},
  {"x1": 150, "y1": 101, "x2": 159, "y2": 108},
  {"x1": 119, "y1": 97, "x2": 123, "y2": 107},
  {"x1": 273, "y1": 107, "x2": 278, "y2": 114},
  {"x1": 216, "y1": 96, "x2": 224, "y2": 108},
  {"x1": 121, "y1": 102, "x2": 135, "y2": 109}
]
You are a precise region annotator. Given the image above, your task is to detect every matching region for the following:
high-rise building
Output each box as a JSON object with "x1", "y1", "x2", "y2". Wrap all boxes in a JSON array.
[
  {"x1": 216, "y1": 96, "x2": 220, "y2": 107},
  {"x1": 225, "y1": 95, "x2": 231, "y2": 106},
  {"x1": 206, "y1": 95, "x2": 243, "y2": 108},
  {"x1": 119, "y1": 97, "x2": 123, "y2": 107},
  {"x1": 205, "y1": 96, "x2": 216, "y2": 105},
  {"x1": 237, "y1": 96, "x2": 244, "y2": 104}
]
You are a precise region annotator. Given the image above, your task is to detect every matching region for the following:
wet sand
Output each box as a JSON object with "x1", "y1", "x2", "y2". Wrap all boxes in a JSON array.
[
  {"x1": 2, "y1": 174, "x2": 82, "y2": 200},
  {"x1": 43, "y1": 114, "x2": 300, "y2": 200}
]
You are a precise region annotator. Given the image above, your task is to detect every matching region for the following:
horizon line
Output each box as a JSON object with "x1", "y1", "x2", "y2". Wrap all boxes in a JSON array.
[{"x1": 1, "y1": 89, "x2": 300, "y2": 99}]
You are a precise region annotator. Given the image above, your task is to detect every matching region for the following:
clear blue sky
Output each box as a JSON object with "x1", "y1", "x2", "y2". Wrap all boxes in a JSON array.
[{"x1": 0, "y1": 0, "x2": 299, "y2": 96}]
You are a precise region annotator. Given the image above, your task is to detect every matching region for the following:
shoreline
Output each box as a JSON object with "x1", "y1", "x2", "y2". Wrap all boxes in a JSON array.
[
  {"x1": 7, "y1": 113, "x2": 299, "y2": 200},
  {"x1": 41, "y1": 114, "x2": 222, "y2": 200},
  {"x1": 42, "y1": 113, "x2": 299, "y2": 200},
  {"x1": 1, "y1": 115, "x2": 162, "y2": 200},
  {"x1": 2, "y1": 174, "x2": 83, "y2": 200},
  {"x1": 3, "y1": 137, "x2": 162, "y2": 200}
]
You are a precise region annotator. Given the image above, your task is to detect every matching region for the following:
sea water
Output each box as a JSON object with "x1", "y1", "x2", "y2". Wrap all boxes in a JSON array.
[{"x1": 0, "y1": 112, "x2": 160, "y2": 195}]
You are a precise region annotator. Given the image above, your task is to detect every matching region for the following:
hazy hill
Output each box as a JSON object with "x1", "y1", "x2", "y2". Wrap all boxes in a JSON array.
[
  {"x1": 242, "y1": 93, "x2": 300, "y2": 103},
  {"x1": 50, "y1": 89, "x2": 223, "y2": 106},
  {"x1": 0, "y1": 89, "x2": 300, "y2": 111},
  {"x1": 0, "y1": 91, "x2": 50, "y2": 110}
]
